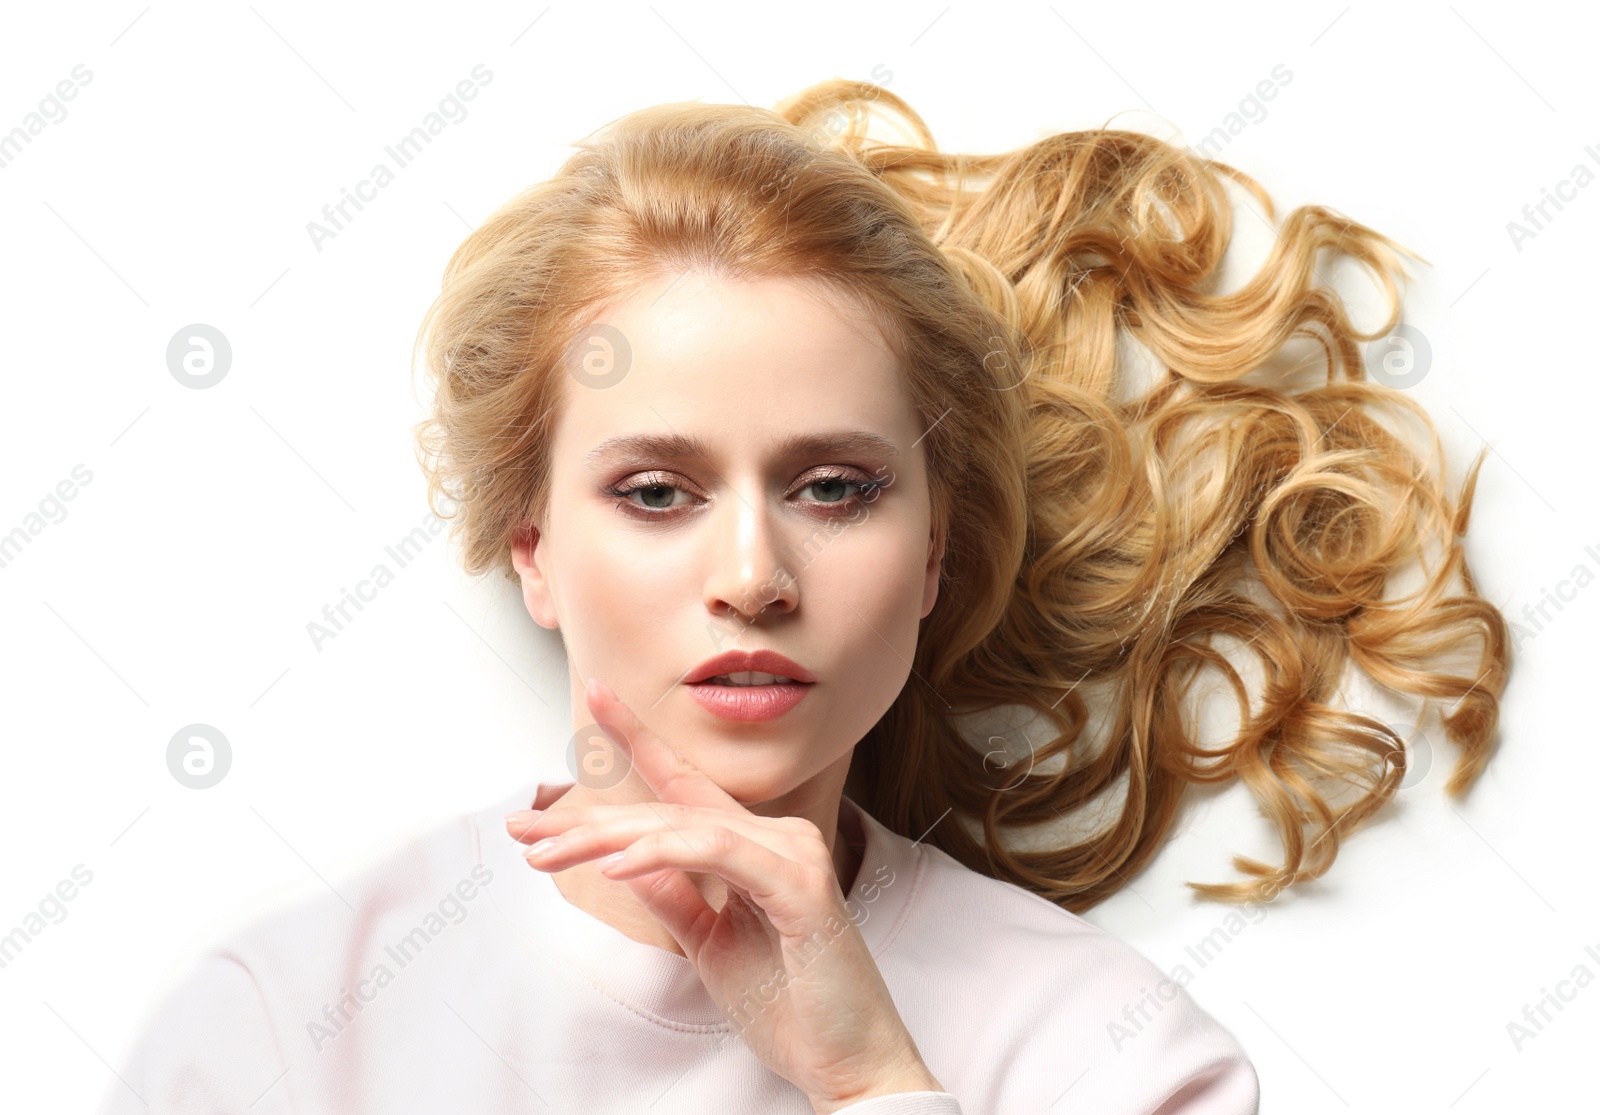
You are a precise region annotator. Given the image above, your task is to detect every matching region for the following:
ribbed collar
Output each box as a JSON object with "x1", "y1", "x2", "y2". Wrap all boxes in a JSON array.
[{"x1": 473, "y1": 781, "x2": 921, "y2": 1029}]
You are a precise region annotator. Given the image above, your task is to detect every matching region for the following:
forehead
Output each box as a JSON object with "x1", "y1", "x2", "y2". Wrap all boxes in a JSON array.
[{"x1": 550, "y1": 272, "x2": 918, "y2": 458}]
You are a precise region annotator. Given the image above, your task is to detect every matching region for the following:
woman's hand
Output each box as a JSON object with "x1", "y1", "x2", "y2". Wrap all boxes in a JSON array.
[{"x1": 505, "y1": 676, "x2": 945, "y2": 1114}]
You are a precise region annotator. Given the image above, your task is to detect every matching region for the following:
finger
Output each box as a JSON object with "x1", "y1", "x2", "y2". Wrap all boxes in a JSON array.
[
  {"x1": 598, "y1": 825, "x2": 825, "y2": 936},
  {"x1": 505, "y1": 809, "x2": 544, "y2": 843},
  {"x1": 585, "y1": 677, "x2": 746, "y2": 813},
  {"x1": 503, "y1": 781, "x2": 578, "y2": 841},
  {"x1": 509, "y1": 802, "x2": 818, "y2": 864},
  {"x1": 617, "y1": 868, "x2": 717, "y2": 958},
  {"x1": 520, "y1": 809, "x2": 761, "y2": 875}
]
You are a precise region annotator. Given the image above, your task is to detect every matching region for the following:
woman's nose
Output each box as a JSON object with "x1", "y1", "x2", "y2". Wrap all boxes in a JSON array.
[{"x1": 701, "y1": 494, "x2": 799, "y2": 624}]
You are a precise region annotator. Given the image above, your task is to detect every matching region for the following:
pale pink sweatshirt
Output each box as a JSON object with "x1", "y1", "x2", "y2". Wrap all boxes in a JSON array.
[{"x1": 98, "y1": 781, "x2": 1259, "y2": 1114}]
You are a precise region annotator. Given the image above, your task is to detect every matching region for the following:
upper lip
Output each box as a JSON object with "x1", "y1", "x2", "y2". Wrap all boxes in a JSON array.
[{"x1": 685, "y1": 649, "x2": 816, "y2": 684}]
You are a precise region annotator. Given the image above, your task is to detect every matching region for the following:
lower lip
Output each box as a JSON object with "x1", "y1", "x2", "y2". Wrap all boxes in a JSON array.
[{"x1": 686, "y1": 681, "x2": 813, "y2": 721}]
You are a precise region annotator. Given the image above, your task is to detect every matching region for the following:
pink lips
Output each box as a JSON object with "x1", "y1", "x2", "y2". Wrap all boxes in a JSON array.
[
  {"x1": 686, "y1": 681, "x2": 812, "y2": 721},
  {"x1": 683, "y1": 647, "x2": 816, "y2": 721},
  {"x1": 685, "y1": 648, "x2": 816, "y2": 685}
]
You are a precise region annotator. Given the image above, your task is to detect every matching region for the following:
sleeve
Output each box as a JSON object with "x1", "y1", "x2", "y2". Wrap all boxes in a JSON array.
[
  {"x1": 833, "y1": 1093, "x2": 963, "y2": 1114},
  {"x1": 1020, "y1": 930, "x2": 1261, "y2": 1115},
  {"x1": 1111, "y1": 977, "x2": 1259, "y2": 1115},
  {"x1": 97, "y1": 952, "x2": 297, "y2": 1115},
  {"x1": 1085, "y1": 963, "x2": 1260, "y2": 1115},
  {"x1": 1144, "y1": 1054, "x2": 1259, "y2": 1115}
]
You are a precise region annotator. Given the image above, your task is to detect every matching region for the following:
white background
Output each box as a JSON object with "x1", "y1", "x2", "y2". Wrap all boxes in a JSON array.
[{"x1": 1, "y1": 2, "x2": 1594, "y2": 1112}]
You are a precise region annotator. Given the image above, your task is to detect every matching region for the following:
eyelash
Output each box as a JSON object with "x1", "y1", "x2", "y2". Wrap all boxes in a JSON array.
[{"x1": 608, "y1": 468, "x2": 883, "y2": 522}]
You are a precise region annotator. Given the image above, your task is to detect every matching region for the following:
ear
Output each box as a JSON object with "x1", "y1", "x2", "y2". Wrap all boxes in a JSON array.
[
  {"x1": 920, "y1": 519, "x2": 946, "y2": 619},
  {"x1": 511, "y1": 521, "x2": 560, "y2": 630}
]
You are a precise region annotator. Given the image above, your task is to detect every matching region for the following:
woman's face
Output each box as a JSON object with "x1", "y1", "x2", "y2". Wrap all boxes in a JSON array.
[{"x1": 512, "y1": 272, "x2": 944, "y2": 807}]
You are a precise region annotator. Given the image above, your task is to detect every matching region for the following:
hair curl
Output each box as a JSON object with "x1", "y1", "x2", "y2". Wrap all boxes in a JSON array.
[{"x1": 411, "y1": 79, "x2": 1510, "y2": 911}]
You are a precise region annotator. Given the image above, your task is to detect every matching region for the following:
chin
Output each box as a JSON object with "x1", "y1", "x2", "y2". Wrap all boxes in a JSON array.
[
  {"x1": 701, "y1": 772, "x2": 797, "y2": 807},
  {"x1": 682, "y1": 753, "x2": 809, "y2": 807}
]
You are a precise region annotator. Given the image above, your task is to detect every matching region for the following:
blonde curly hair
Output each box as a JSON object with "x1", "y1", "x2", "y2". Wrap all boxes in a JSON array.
[{"x1": 410, "y1": 79, "x2": 1509, "y2": 911}]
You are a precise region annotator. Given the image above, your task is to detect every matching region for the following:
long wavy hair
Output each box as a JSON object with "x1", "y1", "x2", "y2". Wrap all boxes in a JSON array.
[{"x1": 410, "y1": 79, "x2": 1510, "y2": 912}]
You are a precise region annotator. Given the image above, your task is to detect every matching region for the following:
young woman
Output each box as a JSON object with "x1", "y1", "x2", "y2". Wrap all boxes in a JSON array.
[{"x1": 100, "y1": 79, "x2": 1507, "y2": 1114}]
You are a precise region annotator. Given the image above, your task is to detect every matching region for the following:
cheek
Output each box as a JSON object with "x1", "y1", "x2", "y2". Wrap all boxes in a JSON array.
[
  {"x1": 547, "y1": 508, "x2": 684, "y2": 654},
  {"x1": 801, "y1": 518, "x2": 929, "y2": 743},
  {"x1": 811, "y1": 515, "x2": 930, "y2": 656}
]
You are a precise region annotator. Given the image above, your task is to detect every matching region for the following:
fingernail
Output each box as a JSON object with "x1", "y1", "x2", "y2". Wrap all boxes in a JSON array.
[
  {"x1": 506, "y1": 809, "x2": 543, "y2": 828},
  {"x1": 525, "y1": 838, "x2": 560, "y2": 860},
  {"x1": 597, "y1": 851, "x2": 626, "y2": 871}
]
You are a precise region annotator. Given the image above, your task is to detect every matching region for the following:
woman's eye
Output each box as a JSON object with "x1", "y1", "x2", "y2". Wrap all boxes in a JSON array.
[
  {"x1": 636, "y1": 484, "x2": 676, "y2": 508},
  {"x1": 799, "y1": 477, "x2": 856, "y2": 503},
  {"x1": 611, "y1": 470, "x2": 879, "y2": 520},
  {"x1": 618, "y1": 482, "x2": 690, "y2": 512}
]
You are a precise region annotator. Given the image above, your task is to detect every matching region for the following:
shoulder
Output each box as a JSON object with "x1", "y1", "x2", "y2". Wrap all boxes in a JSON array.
[
  {"x1": 212, "y1": 809, "x2": 483, "y2": 985},
  {"x1": 98, "y1": 950, "x2": 292, "y2": 1114},
  {"x1": 100, "y1": 805, "x2": 493, "y2": 1114},
  {"x1": 882, "y1": 833, "x2": 1162, "y2": 982},
  {"x1": 891, "y1": 842, "x2": 1261, "y2": 1114},
  {"x1": 220, "y1": 805, "x2": 487, "y2": 988}
]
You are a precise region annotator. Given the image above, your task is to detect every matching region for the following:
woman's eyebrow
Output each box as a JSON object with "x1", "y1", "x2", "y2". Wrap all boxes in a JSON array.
[{"x1": 583, "y1": 430, "x2": 901, "y2": 467}]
